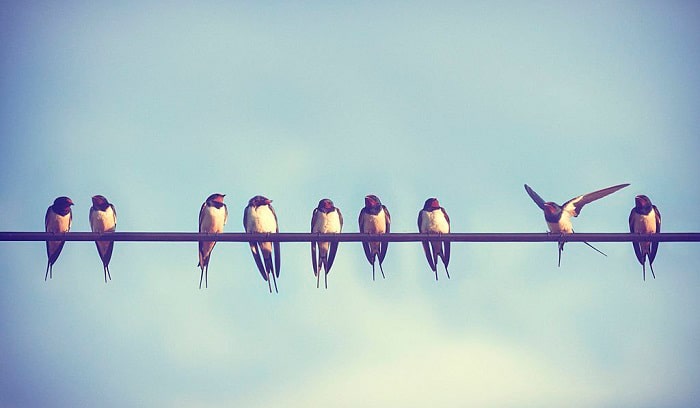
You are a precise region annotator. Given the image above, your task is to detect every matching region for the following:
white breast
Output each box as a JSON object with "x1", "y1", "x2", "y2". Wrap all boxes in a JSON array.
[
  {"x1": 200, "y1": 205, "x2": 227, "y2": 233},
  {"x1": 362, "y1": 210, "x2": 387, "y2": 234},
  {"x1": 633, "y1": 212, "x2": 657, "y2": 234},
  {"x1": 245, "y1": 205, "x2": 277, "y2": 233},
  {"x1": 312, "y1": 211, "x2": 342, "y2": 234},
  {"x1": 419, "y1": 210, "x2": 449, "y2": 234},
  {"x1": 90, "y1": 207, "x2": 116, "y2": 233},
  {"x1": 46, "y1": 211, "x2": 71, "y2": 233},
  {"x1": 547, "y1": 213, "x2": 573, "y2": 234}
]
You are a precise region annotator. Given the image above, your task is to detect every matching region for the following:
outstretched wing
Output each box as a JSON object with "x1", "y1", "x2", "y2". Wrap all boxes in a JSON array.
[
  {"x1": 524, "y1": 184, "x2": 546, "y2": 210},
  {"x1": 563, "y1": 183, "x2": 630, "y2": 217}
]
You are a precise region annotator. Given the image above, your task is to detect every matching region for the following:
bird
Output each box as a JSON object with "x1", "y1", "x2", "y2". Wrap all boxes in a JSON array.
[
  {"x1": 197, "y1": 193, "x2": 228, "y2": 289},
  {"x1": 244, "y1": 195, "x2": 281, "y2": 293},
  {"x1": 629, "y1": 194, "x2": 661, "y2": 281},
  {"x1": 311, "y1": 198, "x2": 343, "y2": 289},
  {"x1": 358, "y1": 194, "x2": 391, "y2": 280},
  {"x1": 524, "y1": 183, "x2": 629, "y2": 266},
  {"x1": 417, "y1": 197, "x2": 450, "y2": 280},
  {"x1": 44, "y1": 196, "x2": 74, "y2": 280},
  {"x1": 89, "y1": 195, "x2": 117, "y2": 282}
]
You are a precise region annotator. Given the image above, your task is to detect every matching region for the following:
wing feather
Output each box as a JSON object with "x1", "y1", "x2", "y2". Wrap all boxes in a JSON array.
[
  {"x1": 563, "y1": 183, "x2": 630, "y2": 217},
  {"x1": 524, "y1": 184, "x2": 546, "y2": 210}
]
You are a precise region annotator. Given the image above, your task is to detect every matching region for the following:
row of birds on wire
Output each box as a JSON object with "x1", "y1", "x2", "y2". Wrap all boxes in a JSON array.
[{"x1": 42, "y1": 183, "x2": 661, "y2": 292}]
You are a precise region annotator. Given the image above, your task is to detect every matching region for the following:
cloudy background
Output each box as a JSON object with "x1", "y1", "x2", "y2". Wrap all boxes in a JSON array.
[{"x1": 1, "y1": 1, "x2": 699, "y2": 407}]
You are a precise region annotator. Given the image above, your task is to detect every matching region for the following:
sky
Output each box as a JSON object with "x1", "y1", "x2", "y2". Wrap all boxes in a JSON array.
[{"x1": 1, "y1": 1, "x2": 700, "y2": 407}]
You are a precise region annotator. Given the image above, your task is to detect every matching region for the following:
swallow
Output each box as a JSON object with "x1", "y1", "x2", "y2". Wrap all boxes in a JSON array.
[
  {"x1": 417, "y1": 198, "x2": 451, "y2": 280},
  {"x1": 629, "y1": 194, "x2": 661, "y2": 281},
  {"x1": 311, "y1": 198, "x2": 343, "y2": 289},
  {"x1": 197, "y1": 193, "x2": 228, "y2": 289},
  {"x1": 89, "y1": 195, "x2": 117, "y2": 282},
  {"x1": 243, "y1": 195, "x2": 281, "y2": 293},
  {"x1": 524, "y1": 183, "x2": 629, "y2": 266},
  {"x1": 44, "y1": 196, "x2": 74, "y2": 280},
  {"x1": 358, "y1": 194, "x2": 391, "y2": 280}
]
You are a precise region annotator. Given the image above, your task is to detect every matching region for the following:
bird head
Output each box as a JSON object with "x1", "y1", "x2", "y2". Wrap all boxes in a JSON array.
[
  {"x1": 364, "y1": 195, "x2": 381, "y2": 208},
  {"x1": 423, "y1": 197, "x2": 440, "y2": 210},
  {"x1": 53, "y1": 196, "x2": 74, "y2": 208},
  {"x1": 207, "y1": 193, "x2": 226, "y2": 204},
  {"x1": 543, "y1": 202, "x2": 561, "y2": 217},
  {"x1": 318, "y1": 198, "x2": 335, "y2": 212},
  {"x1": 249, "y1": 195, "x2": 272, "y2": 207},
  {"x1": 91, "y1": 195, "x2": 110, "y2": 209},
  {"x1": 635, "y1": 195, "x2": 652, "y2": 210}
]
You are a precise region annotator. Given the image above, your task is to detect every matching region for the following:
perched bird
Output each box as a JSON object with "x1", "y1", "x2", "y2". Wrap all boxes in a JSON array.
[
  {"x1": 629, "y1": 194, "x2": 661, "y2": 281},
  {"x1": 89, "y1": 195, "x2": 117, "y2": 282},
  {"x1": 524, "y1": 183, "x2": 629, "y2": 266},
  {"x1": 358, "y1": 194, "x2": 391, "y2": 280},
  {"x1": 244, "y1": 195, "x2": 281, "y2": 293},
  {"x1": 44, "y1": 196, "x2": 74, "y2": 280},
  {"x1": 198, "y1": 193, "x2": 228, "y2": 289},
  {"x1": 311, "y1": 198, "x2": 343, "y2": 288},
  {"x1": 417, "y1": 198, "x2": 451, "y2": 280}
]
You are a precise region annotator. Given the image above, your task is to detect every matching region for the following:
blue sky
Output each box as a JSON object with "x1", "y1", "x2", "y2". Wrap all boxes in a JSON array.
[{"x1": 2, "y1": 1, "x2": 700, "y2": 407}]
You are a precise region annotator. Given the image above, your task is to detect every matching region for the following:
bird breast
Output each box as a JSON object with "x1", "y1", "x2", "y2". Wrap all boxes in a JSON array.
[
  {"x1": 200, "y1": 205, "x2": 226, "y2": 233},
  {"x1": 90, "y1": 207, "x2": 116, "y2": 233},
  {"x1": 632, "y1": 212, "x2": 657, "y2": 234},
  {"x1": 246, "y1": 205, "x2": 277, "y2": 233},
  {"x1": 362, "y1": 210, "x2": 387, "y2": 234},
  {"x1": 313, "y1": 211, "x2": 341, "y2": 234},
  {"x1": 546, "y1": 214, "x2": 573, "y2": 234},
  {"x1": 420, "y1": 210, "x2": 449, "y2": 234},
  {"x1": 46, "y1": 211, "x2": 71, "y2": 233}
]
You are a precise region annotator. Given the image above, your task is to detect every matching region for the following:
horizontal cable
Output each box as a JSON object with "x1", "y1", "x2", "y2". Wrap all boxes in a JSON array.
[{"x1": 0, "y1": 232, "x2": 698, "y2": 242}]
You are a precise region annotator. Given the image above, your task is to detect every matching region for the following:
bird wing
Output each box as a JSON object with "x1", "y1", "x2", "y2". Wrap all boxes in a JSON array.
[
  {"x1": 378, "y1": 206, "x2": 391, "y2": 263},
  {"x1": 269, "y1": 204, "x2": 281, "y2": 277},
  {"x1": 326, "y1": 207, "x2": 342, "y2": 273},
  {"x1": 198, "y1": 201, "x2": 207, "y2": 232},
  {"x1": 311, "y1": 208, "x2": 320, "y2": 231},
  {"x1": 44, "y1": 206, "x2": 51, "y2": 231},
  {"x1": 248, "y1": 242, "x2": 267, "y2": 280},
  {"x1": 562, "y1": 183, "x2": 629, "y2": 217},
  {"x1": 243, "y1": 205, "x2": 251, "y2": 232},
  {"x1": 311, "y1": 240, "x2": 318, "y2": 277},
  {"x1": 223, "y1": 203, "x2": 228, "y2": 225},
  {"x1": 629, "y1": 209, "x2": 644, "y2": 264},
  {"x1": 110, "y1": 204, "x2": 117, "y2": 229},
  {"x1": 337, "y1": 207, "x2": 344, "y2": 229},
  {"x1": 524, "y1": 184, "x2": 546, "y2": 210},
  {"x1": 89, "y1": 207, "x2": 96, "y2": 230},
  {"x1": 417, "y1": 209, "x2": 424, "y2": 231},
  {"x1": 649, "y1": 205, "x2": 661, "y2": 263},
  {"x1": 358, "y1": 210, "x2": 373, "y2": 264},
  {"x1": 273, "y1": 241, "x2": 281, "y2": 278},
  {"x1": 442, "y1": 207, "x2": 450, "y2": 225}
]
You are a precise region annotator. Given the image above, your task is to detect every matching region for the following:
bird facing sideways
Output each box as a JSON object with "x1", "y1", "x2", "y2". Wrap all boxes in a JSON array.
[
  {"x1": 311, "y1": 198, "x2": 343, "y2": 289},
  {"x1": 524, "y1": 183, "x2": 629, "y2": 266},
  {"x1": 198, "y1": 193, "x2": 228, "y2": 289},
  {"x1": 629, "y1": 194, "x2": 661, "y2": 281},
  {"x1": 45, "y1": 196, "x2": 74, "y2": 280},
  {"x1": 358, "y1": 194, "x2": 391, "y2": 280},
  {"x1": 244, "y1": 195, "x2": 281, "y2": 293},
  {"x1": 417, "y1": 197, "x2": 451, "y2": 280},
  {"x1": 89, "y1": 194, "x2": 117, "y2": 282}
]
